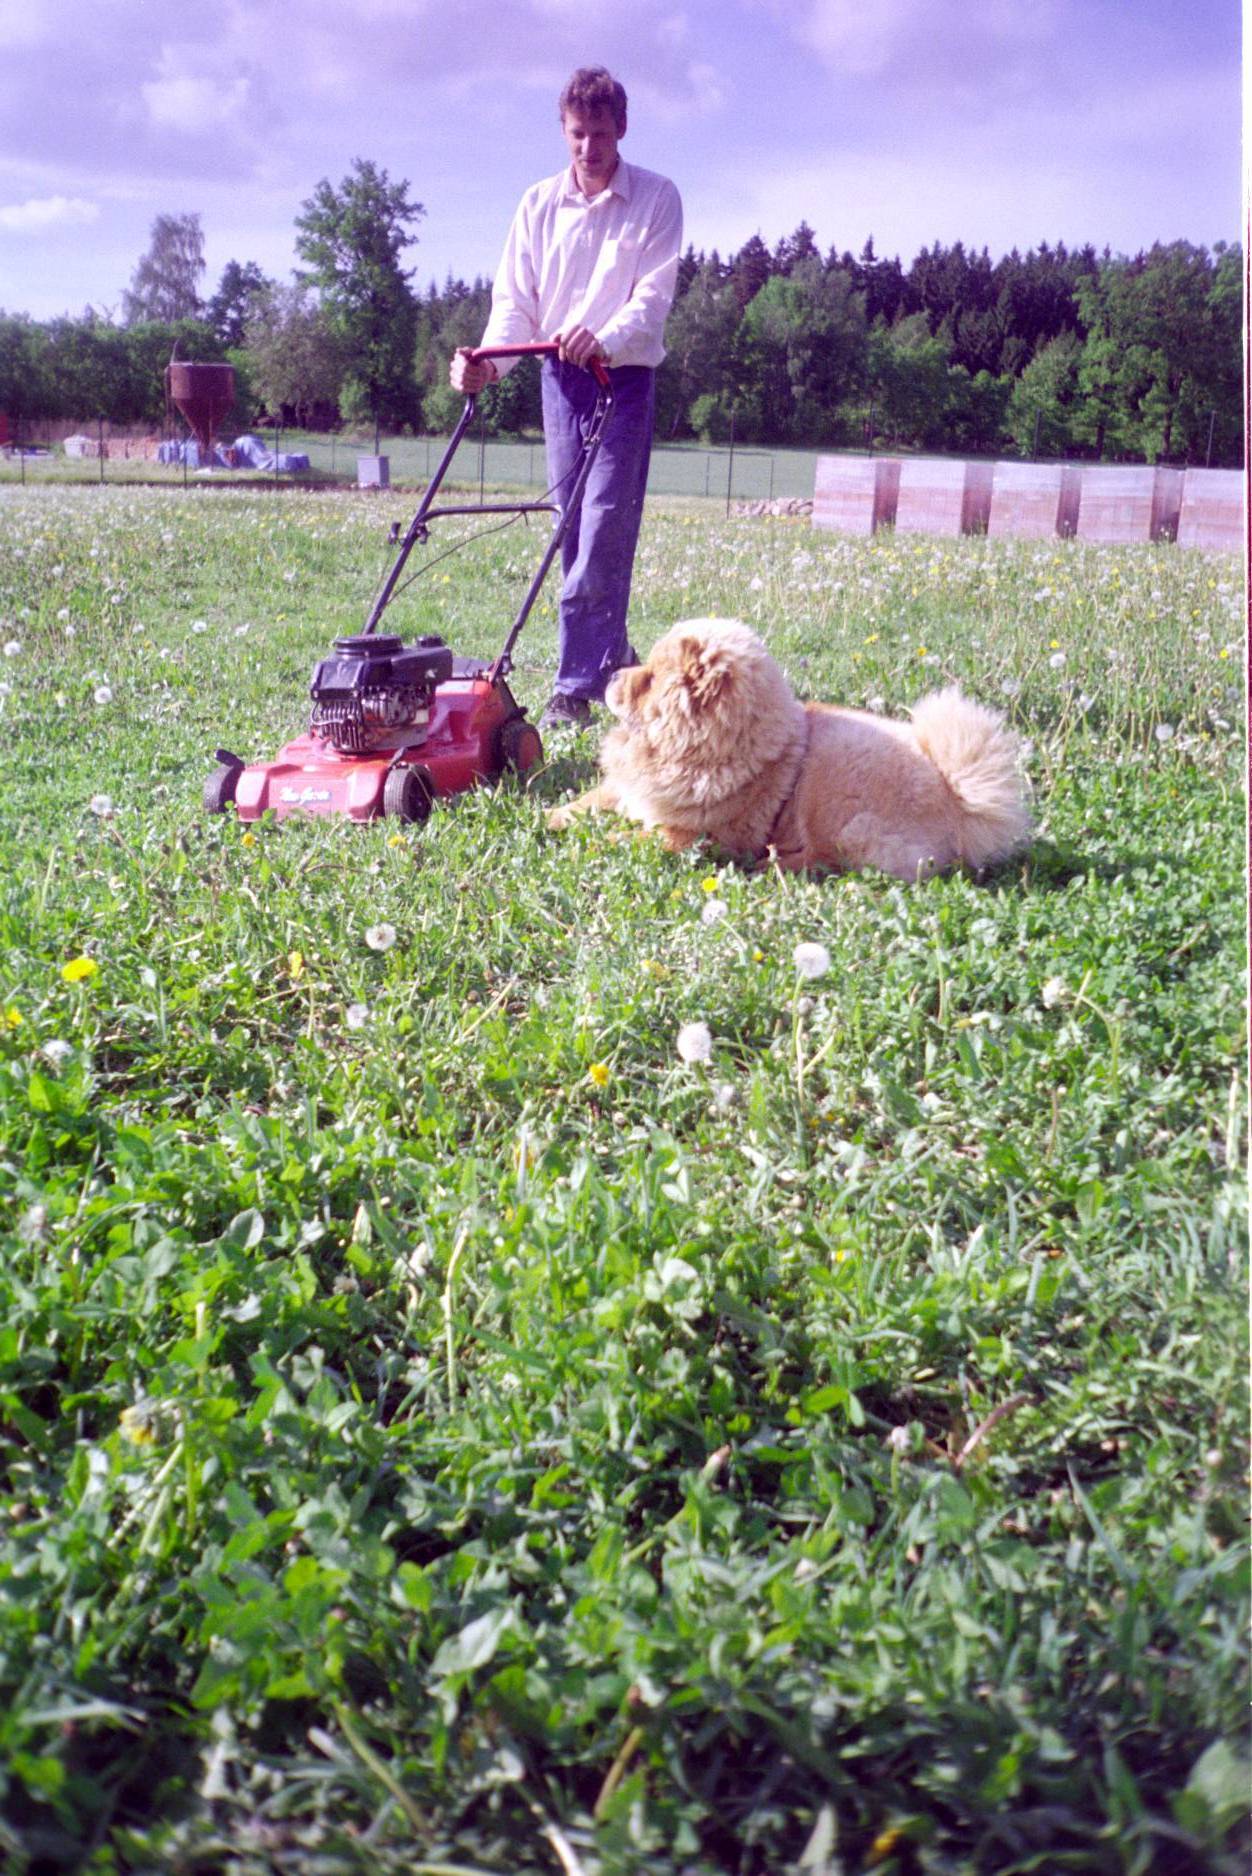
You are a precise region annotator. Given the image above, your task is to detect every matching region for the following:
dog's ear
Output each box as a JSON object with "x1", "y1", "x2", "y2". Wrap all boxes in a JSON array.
[
  {"x1": 614, "y1": 665, "x2": 652, "y2": 710},
  {"x1": 678, "y1": 635, "x2": 733, "y2": 707}
]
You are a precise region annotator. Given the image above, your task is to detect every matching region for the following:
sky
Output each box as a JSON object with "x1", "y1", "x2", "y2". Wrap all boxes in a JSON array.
[{"x1": 0, "y1": 0, "x2": 1242, "y2": 323}]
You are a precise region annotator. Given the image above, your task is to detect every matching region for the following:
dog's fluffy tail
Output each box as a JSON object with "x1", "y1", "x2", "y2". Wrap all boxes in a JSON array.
[{"x1": 910, "y1": 686, "x2": 1032, "y2": 869}]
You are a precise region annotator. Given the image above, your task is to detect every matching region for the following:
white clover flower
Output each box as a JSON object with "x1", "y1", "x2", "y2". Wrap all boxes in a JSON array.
[
  {"x1": 346, "y1": 1002, "x2": 370, "y2": 1030},
  {"x1": 43, "y1": 1039, "x2": 74, "y2": 1065},
  {"x1": 192, "y1": 619, "x2": 208, "y2": 634},
  {"x1": 1041, "y1": 976, "x2": 1068, "y2": 1009},
  {"x1": 886, "y1": 1425, "x2": 911, "y2": 1454},
  {"x1": 89, "y1": 793, "x2": 114, "y2": 817},
  {"x1": 365, "y1": 922, "x2": 397, "y2": 952},
  {"x1": 3, "y1": 639, "x2": 20, "y2": 657},
  {"x1": 794, "y1": 941, "x2": 831, "y2": 980},
  {"x1": 1077, "y1": 692, "x2": 1094, "y2": 712},
  {"x1": 93, "y1": 684, "x2": 113, "y2": 705},
  {"x1": 1154, "y1": 722, "x2": 1175, "y2": 743},
  {"x1": 234, "y1": 623, "x2": 249, "y2": 638},
  {"x1": 701, "y1": 898, "x2": 728, "y2": 926},
  {"x1": 140, "y1": 966, "x2": 158, "y2": 989},
  {"x1": 676, "y1": 1020, "x2": 713, "y2": 1065},
  {"x1": 713, "y1": 1081, "x2": 737, "y2": 1109}
]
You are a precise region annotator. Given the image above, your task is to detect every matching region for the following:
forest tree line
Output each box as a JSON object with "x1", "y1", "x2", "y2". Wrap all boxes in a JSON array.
[{"x1": 0, "y1": 171, "x2": 1241, "y2": 466}]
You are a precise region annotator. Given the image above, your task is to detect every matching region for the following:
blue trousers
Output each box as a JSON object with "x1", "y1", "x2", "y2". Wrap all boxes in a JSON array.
[{"x1": 541, "y1": 360, "x2": 655, "y2": 701}]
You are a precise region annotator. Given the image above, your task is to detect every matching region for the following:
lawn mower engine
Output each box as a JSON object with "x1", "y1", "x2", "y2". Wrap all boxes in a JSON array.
[
  {"x1": 205, "y1": 631, "x2": 542, "y2": 825},
  {"x1": 203, "y1": 340, "x2": 612, "y2": 828}
]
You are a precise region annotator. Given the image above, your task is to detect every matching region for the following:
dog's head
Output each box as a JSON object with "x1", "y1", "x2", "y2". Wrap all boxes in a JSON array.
[{"x1": 605, "y1": 619, "x2": 790, "y2": 759}]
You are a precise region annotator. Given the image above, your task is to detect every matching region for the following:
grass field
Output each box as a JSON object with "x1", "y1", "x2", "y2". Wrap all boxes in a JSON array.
[{"x1": 0, "y1": 482, "x2": 1247, "y2": 1875}]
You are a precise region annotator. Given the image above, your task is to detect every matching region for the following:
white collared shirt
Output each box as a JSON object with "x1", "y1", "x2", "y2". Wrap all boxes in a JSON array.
[{"x1": 481, "y1": 158, "x2": 683, "y2": 373}]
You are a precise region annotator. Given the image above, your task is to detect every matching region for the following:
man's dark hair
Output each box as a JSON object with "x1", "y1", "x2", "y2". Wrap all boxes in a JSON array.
[{"x1": 558, "y1": 66, "x2": 627, "y2": 133}]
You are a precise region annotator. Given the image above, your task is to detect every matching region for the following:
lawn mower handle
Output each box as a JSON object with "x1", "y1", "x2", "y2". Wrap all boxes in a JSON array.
[
  {"x1": 466, "y1": 340, "x2": 612, "y2": 389},
  {"x1": 359, "y1": 344, "x2": 614, "y2": 653}
]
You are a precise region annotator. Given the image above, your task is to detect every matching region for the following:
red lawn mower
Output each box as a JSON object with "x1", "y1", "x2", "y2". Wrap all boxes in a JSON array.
[{"x1": 204, "y1": 342, "x2": 613, "y2": 825}]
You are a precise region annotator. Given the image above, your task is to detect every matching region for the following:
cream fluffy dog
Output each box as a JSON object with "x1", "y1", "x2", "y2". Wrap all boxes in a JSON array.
[{"x1": 547, "y1": 619, "x2": 1032, "y2": 880}]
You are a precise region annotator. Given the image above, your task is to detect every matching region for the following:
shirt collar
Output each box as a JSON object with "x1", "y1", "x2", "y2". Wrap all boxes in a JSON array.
[{"x1": 560, "y1": 157, "x2": 630, "y2": 205}]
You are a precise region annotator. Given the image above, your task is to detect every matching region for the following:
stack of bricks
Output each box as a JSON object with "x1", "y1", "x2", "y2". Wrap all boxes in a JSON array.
[
  {"x1": 988, "y1": 463, "x2": 1081, "y2": 540},
  {"x1": 1075, "y1": 465, "x2": 1184, "y2": 544},
  {"x1": 895, "y1": 459, "x2": 993, "y2": 537},
  {"x1": 810, "y1": 457, "x2": 1239, "y2": 552},
  {"x1": 1176, "y1": 469, "x2": 1243, "y2": 553},
  {"x1": 812, "y1": 456, "x2": 900, "y2": 536}
]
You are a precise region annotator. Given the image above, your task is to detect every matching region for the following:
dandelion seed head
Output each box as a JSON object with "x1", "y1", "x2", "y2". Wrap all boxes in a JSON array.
[
  {"x1": 794, "y1": 941, "x2": 831, "y2": 980},
  {"x1": 365, "y1": 922, "x2": 397, "y2": 952},
  {"x1": 676, "y1": 1020, "x2": 713, "y2": 1065}
]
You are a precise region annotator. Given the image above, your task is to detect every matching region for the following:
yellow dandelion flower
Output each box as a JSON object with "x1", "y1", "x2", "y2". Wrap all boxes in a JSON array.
[
  {"x1": 119, "y1": 1406, "x2": 155, "y2": 1447},
  {"x1": 288, "y1": 950, "x2": 304, "y2": 979},
  {"x1": 641, "y1": 958, "x2": 669, "y2": 980},
  {"x1": 864, "y1": 632, "x2": 879, "y2": 644},
  {"x1": 701, "y1": 875, "x2": 719, "y2": 893},
  {"x1": 1050, "y1": 639, "x2": 1060, "y2": 649},
  {"x1": 753, "y1": 948, "x2": 765, "y2": 962},
  {"x1": 916, "y1": 645, "x2": 927, "y2": 657},
  {"x1": 388, "y1": 833, "x2": 406, "y2": 848},
  {"x1": 588, "y1": 1062, "x2": 611, "y2": 1088},
  {"x1": 241, "y1": 830, "x2": 256, "y2": 846},
  {"x1": 4, "y1": 1006, "x2": 21, "y2": 1027},
  {"x1": 61, "y1": 957, "x2": 98, "y2": 983},
  {"x1": 1219, "y1": 647, "x2": 1231, "y2": 659},
  {"x1": 868, "y1": 1825, "x2": 904, "y2": 1863}
]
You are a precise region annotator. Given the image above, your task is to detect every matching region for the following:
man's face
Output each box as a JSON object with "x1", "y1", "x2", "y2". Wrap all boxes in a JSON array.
[{"x1": 562, "y1": 105, "x2": 623, "y2": 196}]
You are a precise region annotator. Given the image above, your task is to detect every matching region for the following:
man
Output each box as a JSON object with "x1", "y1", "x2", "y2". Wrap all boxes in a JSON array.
[{"x1": 450, "y1": 66, "x2": 682, "y2": 730}]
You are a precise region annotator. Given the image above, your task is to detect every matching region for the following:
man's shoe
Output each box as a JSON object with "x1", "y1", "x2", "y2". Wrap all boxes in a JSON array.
[{"x1": 539, "y1": 691, "x2": 594, "y2": 731}]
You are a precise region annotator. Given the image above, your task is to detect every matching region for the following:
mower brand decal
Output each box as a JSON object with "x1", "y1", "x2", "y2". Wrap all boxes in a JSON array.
[{"x1": 280, "y1": 785, "x2": 333, "y2": 805}]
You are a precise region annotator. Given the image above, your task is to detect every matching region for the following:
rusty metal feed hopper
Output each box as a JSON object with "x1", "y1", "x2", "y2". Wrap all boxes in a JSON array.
[{"x1": 165, "y1": 361, "x2": 235, "y2": 453}]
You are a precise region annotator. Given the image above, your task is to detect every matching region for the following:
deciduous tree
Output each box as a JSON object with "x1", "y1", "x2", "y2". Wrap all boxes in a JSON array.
[
  {"x1": 295, "y1": 159, "x2": 424, "y2": 437},
  {"x1": 122, "y1": 214, "x2": 206, "y2": 325}
]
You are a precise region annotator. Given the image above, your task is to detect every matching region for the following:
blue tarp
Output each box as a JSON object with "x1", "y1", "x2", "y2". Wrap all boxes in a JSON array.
[{"x1": 158, "y1": 435, "x2": 310, "y2": 473}]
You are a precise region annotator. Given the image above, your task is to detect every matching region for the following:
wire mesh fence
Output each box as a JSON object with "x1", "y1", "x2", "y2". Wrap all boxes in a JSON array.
[{"x1": 0, "y1": 417, "x2": 819, "y2": 506}]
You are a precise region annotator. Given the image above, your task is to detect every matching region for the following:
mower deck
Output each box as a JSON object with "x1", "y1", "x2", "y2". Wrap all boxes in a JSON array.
[{"x1": 215, "y1": 668, "x2": 542, "y2": 824}]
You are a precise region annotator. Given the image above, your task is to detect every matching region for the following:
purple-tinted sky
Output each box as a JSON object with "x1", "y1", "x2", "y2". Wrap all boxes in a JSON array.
[{"x1": 0, "y1": 0, "x2": 1241, "y2": 320}]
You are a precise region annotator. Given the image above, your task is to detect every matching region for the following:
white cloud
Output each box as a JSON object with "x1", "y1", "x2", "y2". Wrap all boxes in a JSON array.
[
  {"x1": 142, "y1": 73, "x2": 252, "y2": 132},
  {"x1": 787, "y1": 0, "x2": 1060, "y2": 75},
  {"x1": 0, "y1": 194, "x2": 99, "y2": 233},
  {"x1": 0, "y1": 0, "x2": 50, "y2": 50}
]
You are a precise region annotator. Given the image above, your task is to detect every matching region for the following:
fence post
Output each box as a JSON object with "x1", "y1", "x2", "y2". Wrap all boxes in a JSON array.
[
  {"x1": 725, "y1": 410, "x2": 736, "y2": 516},
  {"x1": 1205, "y1": 410, "x2": 1216, "y2": 468},
  {"x1": 98, "y1": 416, "x2": 105, "y2": 484}
]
